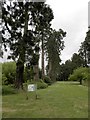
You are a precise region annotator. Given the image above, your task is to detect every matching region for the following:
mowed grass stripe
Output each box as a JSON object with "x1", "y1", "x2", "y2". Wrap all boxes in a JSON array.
[{"x1": 2, "y1": 82, "x2": 88, "y2": 118}]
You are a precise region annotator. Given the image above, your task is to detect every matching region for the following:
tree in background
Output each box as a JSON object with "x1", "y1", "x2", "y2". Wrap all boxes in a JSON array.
[
  {"x1": 58, "y1": 27, "x2": 90, "y2": 81},
  {"x1": 57, "y1": 53, "x2": 85, "y2": 81},
  {"x1": 68, "y1": 67, "x2": 90, "y2": 85},
  {"x1": 79, "y1": 28, "x2": 90, "y2": 66},
  {"x1": 58, "y1": 60, "x2": 74, "y2": 81},
  {"x1": 24, "y1": 2, "x2": 54, "y2": 80},
  {"x1": 45, "y1": 28, "x2": 66, "y2": 81},
  {"x1": 32, "y1": 4, "x2": 54, "y2": 79},
  {"x1": 71, "y1": 53, "x2": 85, "y2": 67}
]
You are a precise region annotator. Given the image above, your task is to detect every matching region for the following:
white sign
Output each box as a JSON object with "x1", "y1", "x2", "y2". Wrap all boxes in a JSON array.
[
  {"x1": 87, "y1": 64, "x2": 90, "y2": 67},
  {"x1": 28, "y1": 84, "x2": 37, "y2": 92}
]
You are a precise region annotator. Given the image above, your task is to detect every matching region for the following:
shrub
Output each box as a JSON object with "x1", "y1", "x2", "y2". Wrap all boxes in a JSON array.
[
  {"x1": 25, "y1": 79, "x2": 48, "y2": 90},
  {"x1": 68, "y1": 74, "x2": 77, "y2": 81},
  {"x1": 44, "y1": 76, "x2": 52, "y2": 85},
  {"x1": 36, "y1": 81, "x2": 48, "y2": 89},
  {"x1": 2, "y1": 74, "x2": 8, "y2": 85},
  {"x1": 68, "y1": 67, "x2": 90, "y2": 85},
  {"x1": 82, "y1": 72, "x2": 90, "y2": 86},
  {"x1": 2, "y1": 62, "x2": 16, "y2": 85},
  {"x1": 2, "y1": 85, "x2": 17, "y2": 95}
]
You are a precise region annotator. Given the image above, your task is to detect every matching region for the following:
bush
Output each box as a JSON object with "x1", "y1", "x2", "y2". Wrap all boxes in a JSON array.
[
  {"x1": 2, "y1": 74, "x2": 8, "y2": 85},
  {"x1": 44, "y1": 76, "x2": 52, "y2": 85},
  {"x1": 68, "y1": 74, "x2": 77, "y2": 81},
  {"x1": 26, "y1": 79, "x2": 48, "y2": 90},
  {"x1": 37, "y1": 81, "x2": 48, "y2": 89},
  {"x1": 68, "y1": 67, "x2": 90, "y2": 85},
  {"x1": 2, "y1": 62, "x2": 16, "y2": 85},
  {"x1": 82, "y1": 72, "x2": 90, "y2": 86},
  {"x1": 2, "y1": 85, "x2": 17, "y2": 95}
]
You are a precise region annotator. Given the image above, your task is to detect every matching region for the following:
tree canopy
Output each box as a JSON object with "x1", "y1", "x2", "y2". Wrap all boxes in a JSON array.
[
  {"x1": 2, "y1": 1, "x2": 54, "y2": 88},
  {"x1": 79, "y1": 28, "x2": 90, "y2": 66}
]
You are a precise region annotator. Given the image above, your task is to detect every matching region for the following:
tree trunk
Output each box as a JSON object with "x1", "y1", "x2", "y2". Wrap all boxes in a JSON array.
[
  {"x1": 80, "y1": 79, "x2": 82, "y2": 85},
  {"x1": 48, "y1": 59, "x2": 56, "y2": 82},
  {"x1": 84, "y1": 49, "x2": 87, "y2": 66},
  {"x1": 15, "y1": 5, "x2": 28, "y2": 89},
  {"x1": 15, "y1": 61, "x2": 24, "y2": 89},
  {"x1": 48, "y1": 60, "x2": 52, "y2": 78},
  {"x1": 33, "y1": 64, "x2": 39, "y2": 81},
  {"x1": 42, "y1": 34, "x2": 45, "y2": 79}
]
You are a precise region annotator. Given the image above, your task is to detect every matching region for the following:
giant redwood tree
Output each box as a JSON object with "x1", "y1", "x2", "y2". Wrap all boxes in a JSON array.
[
  {"x1": 31, "y1": 3, "x2": 54, "y2": 79},
  {"x1": 2, "y1": 1, "x2": 54, "y2": 88},
  {"x1": 2, "y1": 2, "x2": 35, "y2": 89},
  {"x1": 45, "y1": 28, "x2": 66, "y2": 81}
]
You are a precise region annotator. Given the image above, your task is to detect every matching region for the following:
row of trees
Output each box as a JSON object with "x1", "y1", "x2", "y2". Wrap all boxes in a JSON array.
[
  {"x1": 2, "y1": 1, "x2": 90, "y2": 88},
  {"x1": 57, "y1": 53, "x2": 85, "y2": 81},
  {"x1": 57, "y1": 27, "x2": 90, "y2": 82},
  {"x1": 2, "y1": 1, "x2": 66, "y2": 89}
]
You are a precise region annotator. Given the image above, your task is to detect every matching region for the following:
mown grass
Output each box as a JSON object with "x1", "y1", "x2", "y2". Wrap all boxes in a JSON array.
[{"x1": 2, "y1": 81, "x2": 88, "y2": 118}]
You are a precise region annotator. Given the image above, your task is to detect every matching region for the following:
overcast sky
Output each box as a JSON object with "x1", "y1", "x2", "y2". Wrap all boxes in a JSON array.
[
  {"x1": 89, "y1": 1, "x2": 90, "y2": 26},
  {"x1": 0, "y1": 0, "x2": 89, "y2": 64},
  {"x1": 46, "y1": 0, "x2": 89, "y2": 63}
]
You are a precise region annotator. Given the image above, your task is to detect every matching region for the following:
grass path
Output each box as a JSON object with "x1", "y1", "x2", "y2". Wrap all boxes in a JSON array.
[{"x1": 2, "y1": 82, "x2": 88, "y2": 118}]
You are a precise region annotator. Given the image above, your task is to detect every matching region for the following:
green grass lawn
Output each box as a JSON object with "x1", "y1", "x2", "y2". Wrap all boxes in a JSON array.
[{"x1": 2, "y1": 81, "x2": 88, "y2": 118}]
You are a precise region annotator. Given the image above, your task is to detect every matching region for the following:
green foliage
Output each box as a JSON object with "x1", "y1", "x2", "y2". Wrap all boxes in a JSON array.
[
  {"x1": 24, "y1": 66, "x2": 34, "y2": 82},
  {"x1": 2, "y1": 2, "x2": 54, "y2": 89},
  {"x1": 68, "y1": 74, "x2": 77, "y2": 81},
  {"x1": 68, "y1": 67, "x2": 90, "y2": 85},
  {"x1": 44, "y1": 76, "x2": 52, "y2": 85},
  {"x1": 71, "y1": 53, "x2": 85, "y2": 67},
  {"x1": 45, "y1": 29, "x2": 66, "y2": 81},
  {"x1": 58, "y1": 61, "x2": 74, "y2": 81},
  {"x1": 2, "y1": 62, "x2": 16, "y2": 85},
  {"x1": 58, "y1": 53, "x2": 85, "y2": 81},
  {"x1": 2, "y1": 73, "x2": 8, "y2": 85},
  {"x1": 79, "y1": 29, "x2": 90, "y2": 65},
  {"x1": 27, "y1": 79, "x2": 48, "y2": 89},
  {"x1": 36, "y1": 80, "x2": 48, "y2": 89},
  {"x1": 2, "y1": 85, "x2": 17, "y2": 95}
]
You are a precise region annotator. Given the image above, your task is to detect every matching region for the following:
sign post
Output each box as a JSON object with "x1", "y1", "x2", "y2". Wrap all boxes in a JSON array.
[{"x1": 28, "y1": 84, "x2": 37, "y2": 99}]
